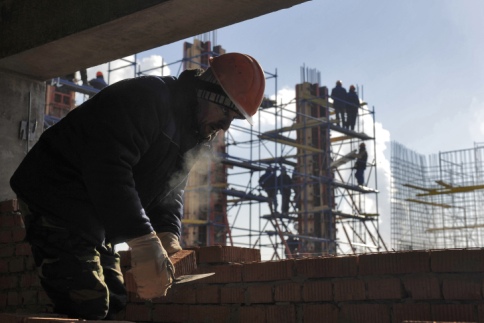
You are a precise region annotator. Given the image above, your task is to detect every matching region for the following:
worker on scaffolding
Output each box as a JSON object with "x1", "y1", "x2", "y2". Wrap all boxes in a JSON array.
[
  {"x1": 277, "y1": 166, "x2": 293, "y2": 215},
  {"x1": 89, "y1": 71, "x2": 108, "y2": 90},
  {"x1": 346, "y1": 85, "x2": 360, "y2": 131},
  {"x1": 10, "y1": 53, "x2": 265, "y2": 320},
  {"x1": 354, "y1": 142, "x2": 368, "y2": 186},
  {"x1": 331, "y1": 80, "x2": 348, "y2": 128},
  {"x1": 259, "y1": 166, "x2": 278, "y2": 213}
]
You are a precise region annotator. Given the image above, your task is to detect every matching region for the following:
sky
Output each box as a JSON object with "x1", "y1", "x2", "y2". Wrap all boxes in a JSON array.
[{"x1": 82, "y1": 0, "x2": 484, "y2": 255}]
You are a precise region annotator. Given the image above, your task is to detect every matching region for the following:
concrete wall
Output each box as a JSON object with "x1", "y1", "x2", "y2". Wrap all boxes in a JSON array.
[{"x1": 0, "y1": 72, "x2": 44, "y2": 200}]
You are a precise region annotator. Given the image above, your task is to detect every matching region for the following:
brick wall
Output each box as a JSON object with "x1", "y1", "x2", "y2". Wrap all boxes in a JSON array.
[{"x1": 1, "y1": 199, "x2": 484, "y2": 323}]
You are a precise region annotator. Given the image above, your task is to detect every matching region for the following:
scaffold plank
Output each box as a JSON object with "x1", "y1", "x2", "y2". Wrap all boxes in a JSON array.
[
  {"x1": 331, "y1": 150, "x2": 358, "y2": 169},
  {"x1": 259, "y1": 133, "x2": 324, "y2": 153}
]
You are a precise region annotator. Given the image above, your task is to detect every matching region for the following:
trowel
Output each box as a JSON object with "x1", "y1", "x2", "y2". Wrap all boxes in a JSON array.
[{"x1": 170, "y1": 272, "x2": 215, "y2": 286}]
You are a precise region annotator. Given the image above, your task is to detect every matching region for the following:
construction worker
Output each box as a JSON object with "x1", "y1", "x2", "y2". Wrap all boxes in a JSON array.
[
  {"x1": 331, "y1": 80, "x2": 348, "y2": 128},
  {"x1": 277, "y1": 166, "x2": 293, "y2": 214},
  {"x1": 10, "y1": 53, "x2": 265, "y2": 320},
  {"x1": 346, "y1": 85, "x2": 360, "y2": 131},
  {"x1": 89, "y1": 71, "x2": 108, "y2": 90},
  {"x1": 354, "y1": 142, "x2": 368, "y2": 186},
  {"x1": 259, "y1": 166, "x2": 277, "y2": 213}
]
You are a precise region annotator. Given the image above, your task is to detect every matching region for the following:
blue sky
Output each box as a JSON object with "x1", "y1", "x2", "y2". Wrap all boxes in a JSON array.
[
  {"x1": 87, "y1": 0, "x2": 484, "y2": 155},
  {"x1": 85, "y1": 1, "x2": 484, "y2": 253}
]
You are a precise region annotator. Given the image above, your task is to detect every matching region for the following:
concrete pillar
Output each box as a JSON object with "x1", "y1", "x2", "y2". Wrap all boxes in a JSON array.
[{"x1": 0, "y1": 71, "x2": 45, "y2": 200}]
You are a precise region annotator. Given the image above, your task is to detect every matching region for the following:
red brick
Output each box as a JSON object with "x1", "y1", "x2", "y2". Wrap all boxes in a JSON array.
[
  {"x1": 0, "y1": 259, "x2": 8, "y2": 273},
  {"x1": 194, "y1": 263, "x2": 243, "y2": 283},
  {"x1": 153, "y1": 304, "x2": 189, "y2": 322},
  {"x1": 295, "y1": 255, "x2": 357, "y2": 278},
  {"x1": 240, "y1": 305, "x2": 266, "y2": 322},
  {"x1": 8, "y1": 257, "x2": 24, "y2": 273},
  {"x1": 265, "y1": 304, "x2": 296, "y2": 323},
  {"x1": 431, "y1": 303, "x2": 476, "y2": 322},
  {"x1": 25, "y1": 255, "x2": 36, "y2": 271},
  {"x1": 274, "y1": 282, "x2": 301, "y2": 302},
  {"x1": 0, "y1": 293, "x2": 6, "y2": 309},
  {"x1": 334, "y1": 278, "x2": 365, "y2": 301},
  {"x1": 188, "y1": 305, "x2": 231, "y2": 322},
  {"x1": 303, "y1": 304, "x2": 338, "y2": 323},
  {"x1": 15, "y1": 242, "x2": 31, "y2": 256},
  {"x1": 359, "y1": 251, "x2": 430, "y2": 275},
  {"x1": 20, "y1": 290, "x2": 37, "y2": 305},
  {"x1": 431, "y1": 248, "x2": 484, "y2": 272},
  {"x1": 20, "y1": 272, "x2": 40, "y2": 289},
  {"x1": 197, "y1": 245, "x2": 260, "y2": 264},
  {"x1": 7, "y1": 291, "x2": 20, "y2": 306},
  {"x1": 366, "y1": 276, "x2": 403, "y2": 300},
  {"x1": 0, "y1": 231, "x2": 13, "y2": 244},
  {"x1": 302, "y1": 280, "x2": 332, "y2": 301},
  {"x1": 0, "y1": 245, "x2": 15, "y2": 257},
  {"x1": 125, "y1": 303, "x2": 152, "y2": 322},
  {"x1": 170, "y1": 249, "x2": 197, "y2": 277},
  {"x1": 220, "y1": 286, "x2": 245, "y2": 303},
  {"x1": 247, "y1": 284, "x2": 273, "y2": 304},
  {"x1": 340, "y1": 303, "x2": 390, "y2": 323},
  {"x1": 0, "y1": 214, "x2": 15, "y2": 227},
  {"x1": 195, "y1": 284, "x2": 220, "y2": 304},
  {"x1": 402, "y1": 274, "x2": 441, "y2": 300},
  {"x1": 243, "y1": 260, "x2": 293, "y2": 282},
  {"x1": 0, "y1": 200, "x2": 19, "y2": 214},
  {"x1": 163, "y1": 284, "x2": 197, "y2": 304},
  {"x1": 11, "y1": 227, "x2": 26, "y2": 242},
  {"x1": 442, "y1": 274, "x2": 482, "y2": 300},
  {"x1": 392, "y1": 303, "x2": 432, "y2": 323}
]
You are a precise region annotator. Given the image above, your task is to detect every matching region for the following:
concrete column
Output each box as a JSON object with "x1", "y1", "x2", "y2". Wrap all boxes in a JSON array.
[{"x1": 0, "y1": 71, "x2": 45, "y2": 200}]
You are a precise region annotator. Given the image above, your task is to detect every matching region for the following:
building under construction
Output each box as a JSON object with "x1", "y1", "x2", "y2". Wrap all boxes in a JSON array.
[
  {"x1": 391, "y1": 142, "x2": 484, "y2": 250},
  {"x1": 172, "y1": 38, "x2": 386, "y2": 259},
  {"x1": 46, "y1": 37, "x2": 386, "y2": 259}
]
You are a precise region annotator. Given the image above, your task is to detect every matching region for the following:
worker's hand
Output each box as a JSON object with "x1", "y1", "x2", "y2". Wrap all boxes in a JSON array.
[
  {"x1": 126, "y1": 232, "x2": 174, "y2": 299},
  {"x1": 157, "y1": 232, "x2": 182, "y2": 255}
]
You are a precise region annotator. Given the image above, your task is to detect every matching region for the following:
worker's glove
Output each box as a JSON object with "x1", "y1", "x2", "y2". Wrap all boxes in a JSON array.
[
  {"x1": 157, "y1": 232, "x2": 182, "y2": 254},
  {"x1": 126, "y1": 232, "x2": 175, "y2": 299}
]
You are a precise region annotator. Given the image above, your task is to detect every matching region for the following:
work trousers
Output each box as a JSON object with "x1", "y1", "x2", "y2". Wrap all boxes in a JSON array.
[
  {"x1": 23, "y1": 208, "x2": 127, "y2": 320},
  {"x1": 355, "y1": 168, "x2": 365, "y2": 186}
]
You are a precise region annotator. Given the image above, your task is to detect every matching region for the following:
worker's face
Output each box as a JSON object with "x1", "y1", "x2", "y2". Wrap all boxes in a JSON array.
[{"x1": 197, "y1": 99, "x2": 240, "y2": 140}]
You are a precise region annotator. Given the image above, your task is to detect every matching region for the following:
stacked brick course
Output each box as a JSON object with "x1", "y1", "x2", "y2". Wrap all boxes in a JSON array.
[{"x1": 1, "y1": 199, "x2": 483, "y2": 323}]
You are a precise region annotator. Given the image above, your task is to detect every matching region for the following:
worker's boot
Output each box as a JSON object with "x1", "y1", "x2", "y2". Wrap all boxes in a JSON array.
[{"x1": 157, "y1": 232, "x2": 182, "y2": 255}]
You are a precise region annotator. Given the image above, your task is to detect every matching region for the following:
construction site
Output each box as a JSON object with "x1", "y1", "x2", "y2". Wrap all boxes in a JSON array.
[
  {"x1": 3, "y1": 2, "x2": 484, "y2": 322},
  {"x1": 42, "y1": 37, "x2": 386, "y2": 260}
]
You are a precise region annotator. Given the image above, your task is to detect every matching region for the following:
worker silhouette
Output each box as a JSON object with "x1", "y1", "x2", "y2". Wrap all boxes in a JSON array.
[
  {"x1": 89, "y1": 71, "x2": 108, "y2": 90},
  {"x1": 346, "y1": 85, "x2": 360, "y2": 131},
  {"x1": 259, "y1": 166, "x2": 277, "y2": 212},
  {"x1": 277, "y1": 167, "x2": 293, "y2": 215},
  {"x1": 354, "y1": 142, "x2": 368, "y2": 186},
  {"x1": 331, "y1": 80, "x2": 348, "y2": 128}
]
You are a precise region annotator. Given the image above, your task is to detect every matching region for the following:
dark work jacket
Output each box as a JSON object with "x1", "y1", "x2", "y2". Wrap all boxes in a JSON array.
[
  {"x1": 10, "y1": 75, "x2": 204, "y2": 245},
  {"x1": 355, "y1": 149, "x2": 368, "y2": 170},
  {"x1": 89, "y1": 76, "x2": 108, "y2": 90},
  {"x1": 346, "y1": 90, "x2": 360, "y2": 113},
  {"x1": 330, "y1": 85, "x2": 348, "y2": 110}
]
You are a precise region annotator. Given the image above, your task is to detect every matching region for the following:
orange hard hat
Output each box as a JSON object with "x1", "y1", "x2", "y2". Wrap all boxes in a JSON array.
[
  {"x1": 96, "y1": 71, "x2": 103, "y2": 77},
  {"x1": 209, "y1": 53, "x2": 265, "y2": 125}
]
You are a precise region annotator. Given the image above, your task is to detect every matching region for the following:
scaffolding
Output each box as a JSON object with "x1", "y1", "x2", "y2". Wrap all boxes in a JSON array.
[
  {"x1": 69, "y1": 36, "x2": 385, "y2": 259},
  {"x1": 391, "y1": 142, "x2": 484, "y2": 250}
]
